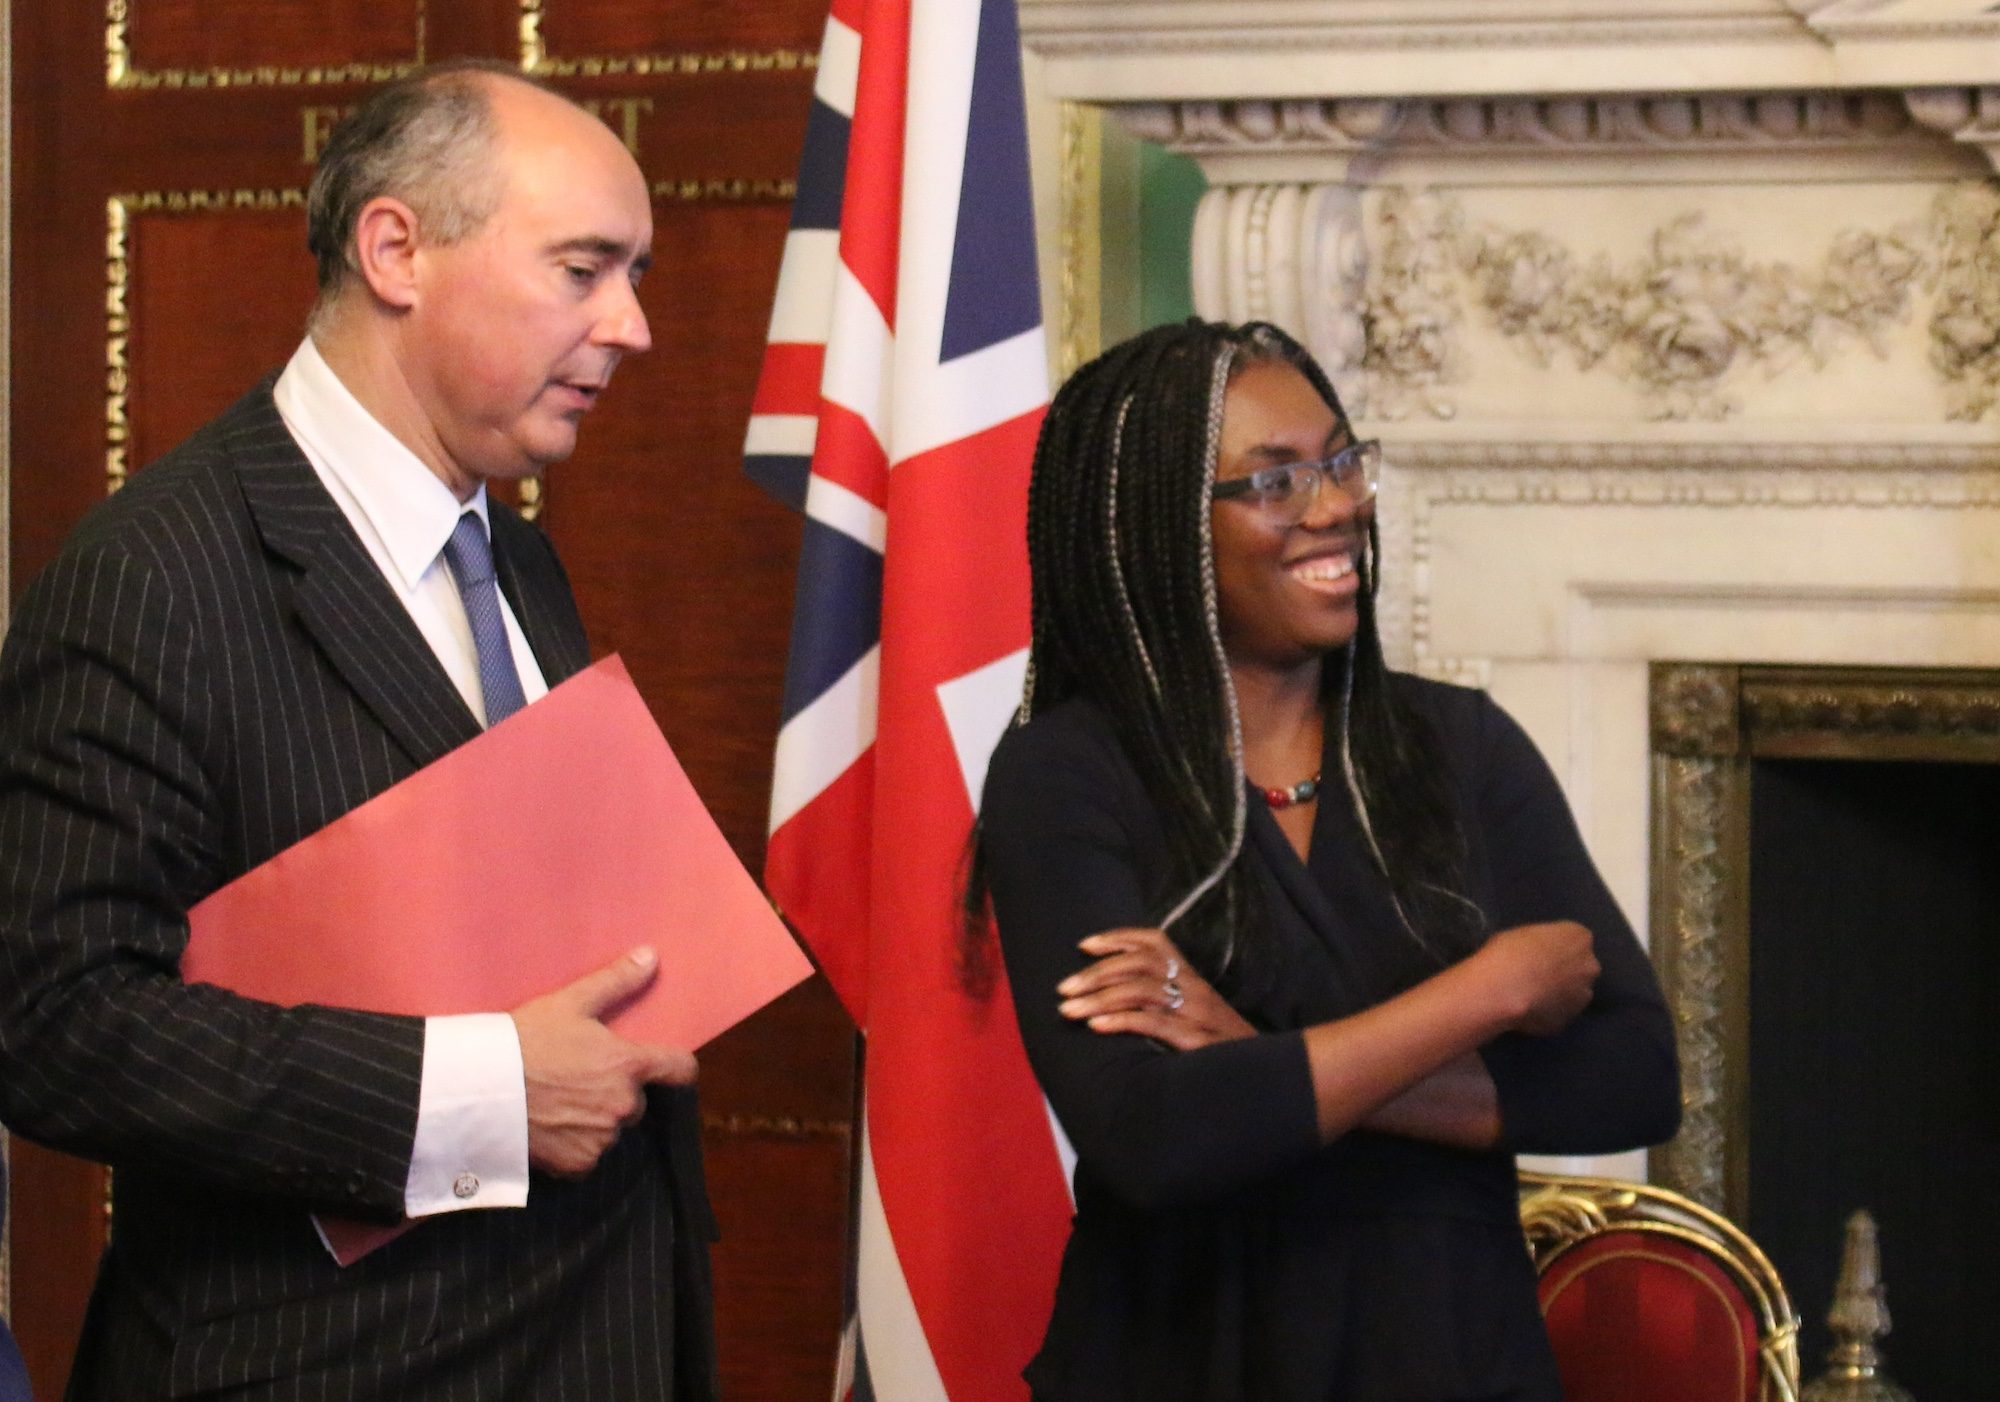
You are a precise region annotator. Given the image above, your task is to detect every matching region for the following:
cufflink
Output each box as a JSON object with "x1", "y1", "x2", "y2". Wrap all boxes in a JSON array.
[{"x1": 453, "y1": 1171, "x2": 480, "y2": 1199}]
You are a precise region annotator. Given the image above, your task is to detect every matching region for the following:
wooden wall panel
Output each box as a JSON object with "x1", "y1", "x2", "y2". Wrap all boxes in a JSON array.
[
  {"x1": 549, "y1": 196, "x2": 799, "y2": 855},
  {"x1": 101, "y1": 94, "x2": 328, "y2": 189},
  {"x1": 3, "y1": 1144, "x2": 107, "y2": 1400},
  {"x1": 10, "y1": 2, "x2": 852, "y2": 1398},
  {"x1": 707, "y1": 1130, "x2": 853, "y2": 1399},
  {"x1": 569, "y1": 72, "x2": 814, "y2": 186},
  {"x1": 122, "y1": 203, "x2": 316, "y2": 474},
  {"x1": 532, "y1": 0, "x2": 823, "y2": 64},
  {"x1": 9, "y1": 4, "x2": 114, "y2": 592},
  {"x1": 123, "y1": 1, "x2": 421, "y2": 75},
  {"x1": 702, "y1": 983, "x2": 854, "y2": 1126}
]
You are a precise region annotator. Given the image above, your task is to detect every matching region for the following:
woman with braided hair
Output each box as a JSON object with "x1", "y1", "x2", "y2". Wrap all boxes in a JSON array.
[{"x1": 971, "y1": 319, "x2": 1680, "y2": 1400}]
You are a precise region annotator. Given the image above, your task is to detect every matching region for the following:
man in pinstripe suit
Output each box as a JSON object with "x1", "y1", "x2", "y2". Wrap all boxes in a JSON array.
[{"x1": 0, "y1": 63, "x2": 719, "y2": 1399}]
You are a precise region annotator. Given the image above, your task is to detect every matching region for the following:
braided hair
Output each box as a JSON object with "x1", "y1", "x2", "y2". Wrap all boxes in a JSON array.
[{"x1": 964, "y1": 319, "x2": 1484, "y2": 992}]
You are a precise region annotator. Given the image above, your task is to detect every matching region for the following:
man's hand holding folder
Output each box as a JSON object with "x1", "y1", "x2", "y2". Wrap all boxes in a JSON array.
[
  {"x1": 513, "y1": 944, "x2": 699, "y2": 1177},
  {"x1": 181, "y1": 655, "x2": 813, "y2": 1261}
]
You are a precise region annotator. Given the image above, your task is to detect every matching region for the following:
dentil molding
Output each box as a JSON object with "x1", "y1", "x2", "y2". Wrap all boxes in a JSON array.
[
  {"x1": 1905, "y1": 85, "x2": 2000, "y2": 175},
  {"x1": 1115, "y1": 91, "x2": 1988, "y2": 185}
]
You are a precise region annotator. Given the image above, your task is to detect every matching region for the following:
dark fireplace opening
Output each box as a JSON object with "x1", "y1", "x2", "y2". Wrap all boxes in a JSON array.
[{"x1": 1748, "y1": 756, "x2": 2000, "y2": 1398}]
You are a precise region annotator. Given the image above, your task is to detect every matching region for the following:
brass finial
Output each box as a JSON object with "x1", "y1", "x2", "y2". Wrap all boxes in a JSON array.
[{"x1": 1801, "y1": 1211, "x2": 1914, "y2": 1402}]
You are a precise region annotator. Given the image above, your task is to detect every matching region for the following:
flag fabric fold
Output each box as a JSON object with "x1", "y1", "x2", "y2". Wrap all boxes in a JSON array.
[{"x1": 748, "y1": 2, "x2": 1073, "y2": 1397}]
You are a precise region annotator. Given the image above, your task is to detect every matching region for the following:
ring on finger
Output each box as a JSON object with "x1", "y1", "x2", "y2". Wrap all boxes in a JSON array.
[
  {"x1": 1162, "y1": 978, "x2": 1185, "y2": 1013},
  {"x1": 1164, "y1": 955, "x2": 1180, "y2": 981}
]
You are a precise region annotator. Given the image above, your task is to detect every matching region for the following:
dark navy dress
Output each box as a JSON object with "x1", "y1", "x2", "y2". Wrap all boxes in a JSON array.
[{"x1": 981, "y1": 675, "x2": 1681, "y2": 1401}]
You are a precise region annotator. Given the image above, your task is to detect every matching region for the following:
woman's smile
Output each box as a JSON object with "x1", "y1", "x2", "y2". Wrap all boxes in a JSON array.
[{"x1": 1283, "y1": 543, "x2": 1361, "y2": 597}]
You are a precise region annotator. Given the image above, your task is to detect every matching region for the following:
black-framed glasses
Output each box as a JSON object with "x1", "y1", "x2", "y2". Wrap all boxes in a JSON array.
[{"x1": 1210, "y1": 439, "x2": 1381, "y2": 524}]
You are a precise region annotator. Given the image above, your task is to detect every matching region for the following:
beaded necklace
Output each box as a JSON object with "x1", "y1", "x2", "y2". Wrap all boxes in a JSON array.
[{"x1": 1259, "y1": 773, "x2": 1321, "y2": 809}]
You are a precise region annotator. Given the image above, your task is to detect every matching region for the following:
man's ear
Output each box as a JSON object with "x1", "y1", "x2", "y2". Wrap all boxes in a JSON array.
[{"x1": 351, "y1": 196, "x2": 423, "y2": 310}]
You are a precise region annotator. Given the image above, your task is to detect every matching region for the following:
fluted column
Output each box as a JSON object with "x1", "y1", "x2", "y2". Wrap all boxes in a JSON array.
[{"x1": 1186, "y1": 183, "x2": 1369, "y2": 413}]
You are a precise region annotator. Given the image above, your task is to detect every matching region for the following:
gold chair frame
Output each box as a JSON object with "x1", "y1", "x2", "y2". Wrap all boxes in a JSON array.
[{"x1": 1519, "y1": 1171, "x2": 1802, "y2": 1402}]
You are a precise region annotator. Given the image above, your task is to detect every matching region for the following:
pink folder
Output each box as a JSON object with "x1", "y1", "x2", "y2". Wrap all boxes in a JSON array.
[{"x1": 182, "y1": 654, "x2": 812, "y2": 1263}]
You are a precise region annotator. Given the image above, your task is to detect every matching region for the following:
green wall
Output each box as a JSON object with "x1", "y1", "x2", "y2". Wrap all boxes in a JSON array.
[{"x1": 1136, "y1": 144, "x2": 1204, "y2": 329}]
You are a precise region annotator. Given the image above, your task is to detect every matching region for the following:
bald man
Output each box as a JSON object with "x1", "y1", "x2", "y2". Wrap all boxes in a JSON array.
[{"x1": 0, "y1": 63, "x2": 717, "y2": 1399}]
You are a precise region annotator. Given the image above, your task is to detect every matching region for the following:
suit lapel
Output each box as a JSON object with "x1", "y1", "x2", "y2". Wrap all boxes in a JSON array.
[
  {"x1": 491, "y1": 516, "x2": 590, "y2": 688},
  {"x1": 225, "y1": 386, "x2": 483, "y2": 769}
]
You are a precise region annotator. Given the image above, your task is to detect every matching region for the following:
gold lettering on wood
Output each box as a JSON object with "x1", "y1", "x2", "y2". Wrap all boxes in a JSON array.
[
  {"x1": 581, "y1": 97, "x2": 655, "y2": 158},
  {"x1": 301, "y1": 106, "x2": 353, "y2": 165}
]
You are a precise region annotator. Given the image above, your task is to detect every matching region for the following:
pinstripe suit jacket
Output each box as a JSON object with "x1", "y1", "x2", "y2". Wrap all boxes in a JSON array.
[{"x1": 0, "y1": 382, "x2": 719, "y2": 1400}]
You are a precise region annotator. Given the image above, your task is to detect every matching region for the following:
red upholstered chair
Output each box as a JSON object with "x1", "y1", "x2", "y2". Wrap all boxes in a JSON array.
[{"x1": 1519, "y1": 1172, "x2": 1801, "y2": 1402}]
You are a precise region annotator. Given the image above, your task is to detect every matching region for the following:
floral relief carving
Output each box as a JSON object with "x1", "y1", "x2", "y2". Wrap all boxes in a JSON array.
[
  {"x1": 1361, "y1": 188, "x2": 1939, "y2": 421},
  {"x1": 1928, "y1": 181, "x2": 2000, "y2": 422},
  {"x1": 1360, "y1": 190, "x2": 1465, "y2": 420}
]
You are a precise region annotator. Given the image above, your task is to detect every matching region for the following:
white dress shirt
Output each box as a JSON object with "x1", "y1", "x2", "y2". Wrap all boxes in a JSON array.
[{"x1": 273, "y1": 337, "x2": 546, "y2": 1222}]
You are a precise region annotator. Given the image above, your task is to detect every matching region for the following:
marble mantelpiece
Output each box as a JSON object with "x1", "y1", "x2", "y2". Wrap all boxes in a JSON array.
[{"x1": 1020, "y1": 0, "x2": 2000, "y2": 1187}]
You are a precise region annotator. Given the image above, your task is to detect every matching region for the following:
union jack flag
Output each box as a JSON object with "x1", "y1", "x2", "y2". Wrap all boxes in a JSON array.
[{"x1": 746, "y1": 1, "x2": 1074, "y2": 1398}]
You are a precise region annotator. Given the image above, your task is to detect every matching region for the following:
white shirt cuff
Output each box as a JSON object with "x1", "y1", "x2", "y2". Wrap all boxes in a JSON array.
[{"x1": 405, "y1": 1012, "x2": 529, "y2": 1216}]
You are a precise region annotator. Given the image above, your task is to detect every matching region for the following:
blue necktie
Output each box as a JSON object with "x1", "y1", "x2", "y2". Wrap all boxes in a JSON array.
[{"x1": 441, "y1": 512, "x2": 528, "y2": 727}]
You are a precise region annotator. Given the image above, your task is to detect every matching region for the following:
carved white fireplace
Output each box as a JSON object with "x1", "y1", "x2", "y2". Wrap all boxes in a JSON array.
[{"x1": 1019, "y1": 0, "x2": 2000, "y2": 1191}]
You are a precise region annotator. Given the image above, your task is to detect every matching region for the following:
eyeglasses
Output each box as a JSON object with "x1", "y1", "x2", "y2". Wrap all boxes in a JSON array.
[{"x1": 1210, "y1": 439, "x2": 1381, "y2": 524}]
